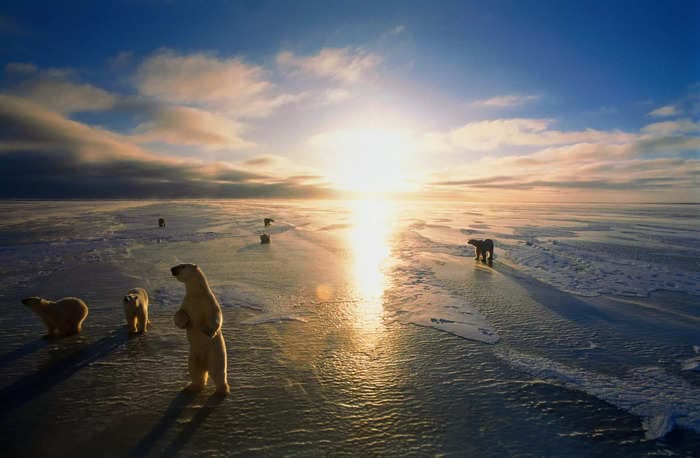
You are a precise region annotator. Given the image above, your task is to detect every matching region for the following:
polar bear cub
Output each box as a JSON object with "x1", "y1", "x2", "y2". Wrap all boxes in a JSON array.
[
  {"x1": 22, "y1": 296, "x2": 89, "y2": 338},
  {"x1": 171, "y1": 263, "x2": 230, "y2": 396},
  {"x1": 123, "y1": 287, "x2": 150, "y2": 334}
]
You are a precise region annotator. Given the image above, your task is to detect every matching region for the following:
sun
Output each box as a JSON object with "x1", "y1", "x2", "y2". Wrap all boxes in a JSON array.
[{"x1": 313, "y1": 128, "x2": 416, "y2": 194}]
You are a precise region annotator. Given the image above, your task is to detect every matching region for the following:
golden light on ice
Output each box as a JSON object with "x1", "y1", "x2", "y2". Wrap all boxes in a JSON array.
[
  {"x1": 346, "y1": 199, "x2": 395, "y2": 332},
  {"x1": 312, "y1": 128, "x2": 415, "y2": 194}
]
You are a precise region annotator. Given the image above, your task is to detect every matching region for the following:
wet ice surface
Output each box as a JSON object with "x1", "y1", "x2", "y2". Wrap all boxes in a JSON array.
[{"x1": 0, "y1": 200, "x2": 699, "y2": 457}]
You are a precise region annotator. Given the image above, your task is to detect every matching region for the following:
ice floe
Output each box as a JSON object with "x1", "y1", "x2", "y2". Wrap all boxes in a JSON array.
[{"x1": 496, "y1": 348, "x2": 700, "y2": 440}]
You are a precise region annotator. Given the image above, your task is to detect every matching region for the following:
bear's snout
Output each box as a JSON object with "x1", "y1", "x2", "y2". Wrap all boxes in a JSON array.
[{"x1": 171, "y1": 266, "x2": 181, "y2": 276}]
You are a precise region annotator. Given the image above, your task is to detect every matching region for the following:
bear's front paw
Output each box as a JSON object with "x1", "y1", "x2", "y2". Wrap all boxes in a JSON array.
[
  {"x1": 174, "y1": 310, "x2": 190, "y2": 329},
  {"x1": 200, "y1": 325, "x2": 216, "y2": 338}
]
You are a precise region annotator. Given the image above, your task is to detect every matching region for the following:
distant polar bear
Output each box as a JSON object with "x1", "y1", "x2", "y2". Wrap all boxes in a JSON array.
[
  {"x1": 123, "y1": 287, "x2": 150, "y2": 334},
  {"x1": 21, "y1": 296, "x2": 88, "y2": 338},
  {"x1": 171, "y1": 263, "x2": 230, "y2": 396},
  {"x1": 468, "y1": 238, "x2": 494, "y2": 265}
]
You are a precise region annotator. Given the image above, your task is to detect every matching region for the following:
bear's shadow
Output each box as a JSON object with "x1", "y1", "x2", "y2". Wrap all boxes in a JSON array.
[
  {"x1": 0, "y1": 332, "x2": 129, "y2": 416},
  {"x1": 132, "y1": 392, "x2": 224, "y2": 457},
  {"x1": 0, "y1": 338, "x2": 49, "y2": 369}
]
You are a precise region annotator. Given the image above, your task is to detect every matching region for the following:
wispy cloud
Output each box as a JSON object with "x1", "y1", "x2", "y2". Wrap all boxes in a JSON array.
[
  {"x1": 277, "y1": 48, "x2": 381, "y2": 83},
  {"x1": 389, "y1": 25, "x2": 406, "y2": 35},
  {"x1": 648, "y1": 104, "x2": 679, "y2": 117},
  {"x1": 641, "y1": 119, "x2": 700, "y2": 136},
  {"x1": 5, "y1": 62, "x2": 38, "y2": 75},
  {"x1": 0, "y1": 95, "x2": 333, "y2": 198},
  {"x1": 132, "y1": 105, "x2": 254, "y2": 150},
  {"x1": 106, "y1": 51, "x2": 134, "y2": 70},
  {"x1": 5, "y1": 64, "x2": 117, "y2": 113},
  {"x1": 426, "y1": 118, "x2": 635, "y2": 151},
  {"x1": 135, "y1": 49, "x2": 301, "y2": 118},
  {"x1": 471, "y1": 94, "x2": 539, "y2": 108}
]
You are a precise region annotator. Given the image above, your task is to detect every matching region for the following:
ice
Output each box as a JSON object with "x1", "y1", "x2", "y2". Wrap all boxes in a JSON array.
[
  {"x1": 397, "y1": 291, "x2": 499, "y2": 343},
  {"x1": 681, "y1": 356, "x2": 700, "y2": 372},
  {"x1": 390, "y1": 252, "x2": 499, "y2": 344},
  {"x1": 496, "y1": 348, "x2": 700, "y2": 440},
  {"x1": 501, "y1": 239, "x2": 700, "y2": 297},
  {"x1": 2, "y1": 200, "x2": 699, "y2": 455},
  {"x1": 241, "y1": 314, "x2": 308, "y2": 325},
  {"x1": 409, "y1": 203, "x2": 700, "y2": 298}
]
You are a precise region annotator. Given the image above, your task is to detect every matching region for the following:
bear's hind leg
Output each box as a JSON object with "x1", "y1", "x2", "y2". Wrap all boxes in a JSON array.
[
  {"x1": 136, "y1": 308, "x2": 148, "y2": 334},
  {"x1": 126, "y1": 310, "x2": 138, "y2": 333},
  {"x1": 208, "y1": 347, "x2": 230, "y2": 396},
  {"x1": 184, "y1": 353, "x2": 208, "y2": 392}
]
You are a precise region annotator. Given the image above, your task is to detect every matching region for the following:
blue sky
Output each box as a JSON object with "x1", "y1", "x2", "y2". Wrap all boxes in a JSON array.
[{"x1": 0, "y1": 1, "x2": 698, "y2": 201}]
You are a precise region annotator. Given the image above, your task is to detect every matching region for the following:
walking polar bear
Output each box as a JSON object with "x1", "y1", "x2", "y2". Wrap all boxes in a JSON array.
[
  {"x1": 171, "y1": 263, "x2": 230, "y2": 396},
  {"x1": 22, "y1": 296, "x2": 89, "y2": 338},
  {"x1": 123, "y1": 288, "x2": 150, "y2": 334}
]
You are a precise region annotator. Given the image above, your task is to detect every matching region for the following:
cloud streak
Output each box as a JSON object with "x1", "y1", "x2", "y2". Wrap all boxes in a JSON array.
[
  {"x1": 471, "y1": 94, "x2": 539, "y2": 108},
  {"x1": 277, "y1": 48, "x2": 381, "y2": 83},
  {"x1": 0, "y1": 95, "x2": 334, "y2": 198},
  {"x1": 648, "y1": 105, "x2": 679, "y2": 117},
  {"x1": 425, "y1": 118, "x2": 636, "y2": 151}
]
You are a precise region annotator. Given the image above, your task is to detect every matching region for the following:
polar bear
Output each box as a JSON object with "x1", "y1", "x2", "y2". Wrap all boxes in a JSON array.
[
  {"x1": 171, "y1": 263, "x2": 229, "y2": 396},
  {"x1": 123, "y1": 288, "x2": 150, "y2": 334},
  {"x1": 21, "y1": 296, "x2": 89, "y2": 338},
  {"x1": 467, "y1": 238, "x2": 494, "y2": 265}
]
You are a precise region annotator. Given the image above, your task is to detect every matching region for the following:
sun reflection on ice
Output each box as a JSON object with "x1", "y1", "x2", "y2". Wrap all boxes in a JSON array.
[{"x1": 346, "y1": 199, "x2": 395, "y2": 334}]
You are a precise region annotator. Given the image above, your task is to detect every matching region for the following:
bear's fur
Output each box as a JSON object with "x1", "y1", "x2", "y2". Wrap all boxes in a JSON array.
[
  {"x1": 22, "y1": 296, "x2": 89, "y2": 338},
  {"x1": 123, "y1": 287, "x2": 150, "y2": 334},
  {"x1": 171, "y1": 263, "x2": 229, "y2": 396},
  {"x1": 468, "y1": 239, "x2": 494, "y2": 265}
]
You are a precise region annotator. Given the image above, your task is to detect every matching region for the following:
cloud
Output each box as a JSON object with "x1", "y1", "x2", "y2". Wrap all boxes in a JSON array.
[
  {"x1": 389, "y1": 25, "x2": 406, "y2": 35},
  {"x1": 426, "y1": 132, "x2": 699, "y2": 200},
  {"x1": 471, "y1": 94, "x2": 539, "y2": 108},
  {"x1": 641, "y1": 119, "x2": 700, "y2": 136},
  {"x1": 5, "y1": 62, "x2": 38, "y2": 75},
  {"x1": 134, "y1": 49, "x2": 301, "y2": 117},
  {"x1": 429, "y1": 118, "x2": 635, "y2": 151},
  {"x1": 107, "y1": 51, "x2": 134, "y2": 69},
  {"x1": 323, "y1": 88, "x2": 353, "y2": 104},
  {"x1": 135, "y1": 49, "x2": 269, "y2": 105},
  {"x1": 277, "y1": 48, "x2": 381, "y2": 83},
  {"x1": 5, "y1": 64, "x2": 117, "y2": 113},
  {"x1": 0, "y1": 95, "x2": 334, "y2": 198},
  {"x1": 240, "y1": 154, "x2": 327, "y2": 182},
  {"x1": 648, "y1": 104, "x2": 679, "y2": 117},
  {"x1": 12, "y1": 77, "x2": 117, "y2": 113},
  {"x1": 132, "y1": 105, "x2": 254, "y2": 150}
]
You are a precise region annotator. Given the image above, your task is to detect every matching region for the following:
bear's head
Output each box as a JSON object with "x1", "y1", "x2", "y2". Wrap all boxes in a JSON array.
[
  {"x1": 22, "y1": 297, "x2": 49, "y2": 308},
  {"x1": 171, "y1": 263, "x2": 200, "y2": 283},
  {"x1": 123, "y1": 294, "x2": 137, "y2": 305},
  {"x1": 467, "y1": 239, "x2": 478, "y2": 246}
]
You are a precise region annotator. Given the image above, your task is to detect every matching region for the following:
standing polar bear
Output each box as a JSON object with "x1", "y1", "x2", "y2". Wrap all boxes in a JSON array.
[
  {"x1": 171, "y1": 263, "x2": 230, "y2": 396},
  {"x1": 123, "y1": 287, "x2": 150, "y2": 334},
  {"x1": 21, "y1": 296, "x2": 89, "y2": 338}
]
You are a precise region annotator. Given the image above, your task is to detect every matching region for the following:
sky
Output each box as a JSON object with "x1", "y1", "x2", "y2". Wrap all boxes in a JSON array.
[{"x1": 0, "y1": 0, "x2": 698, "y2": 202}]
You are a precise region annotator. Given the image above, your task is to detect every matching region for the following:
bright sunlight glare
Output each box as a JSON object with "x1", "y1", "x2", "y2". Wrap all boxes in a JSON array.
[
  {"x1": 314, "y1": 128, "x2": 416, "y2": 194},
  {"x1": 347, "y1": 198, "x2": 395, "y2": 333}
]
